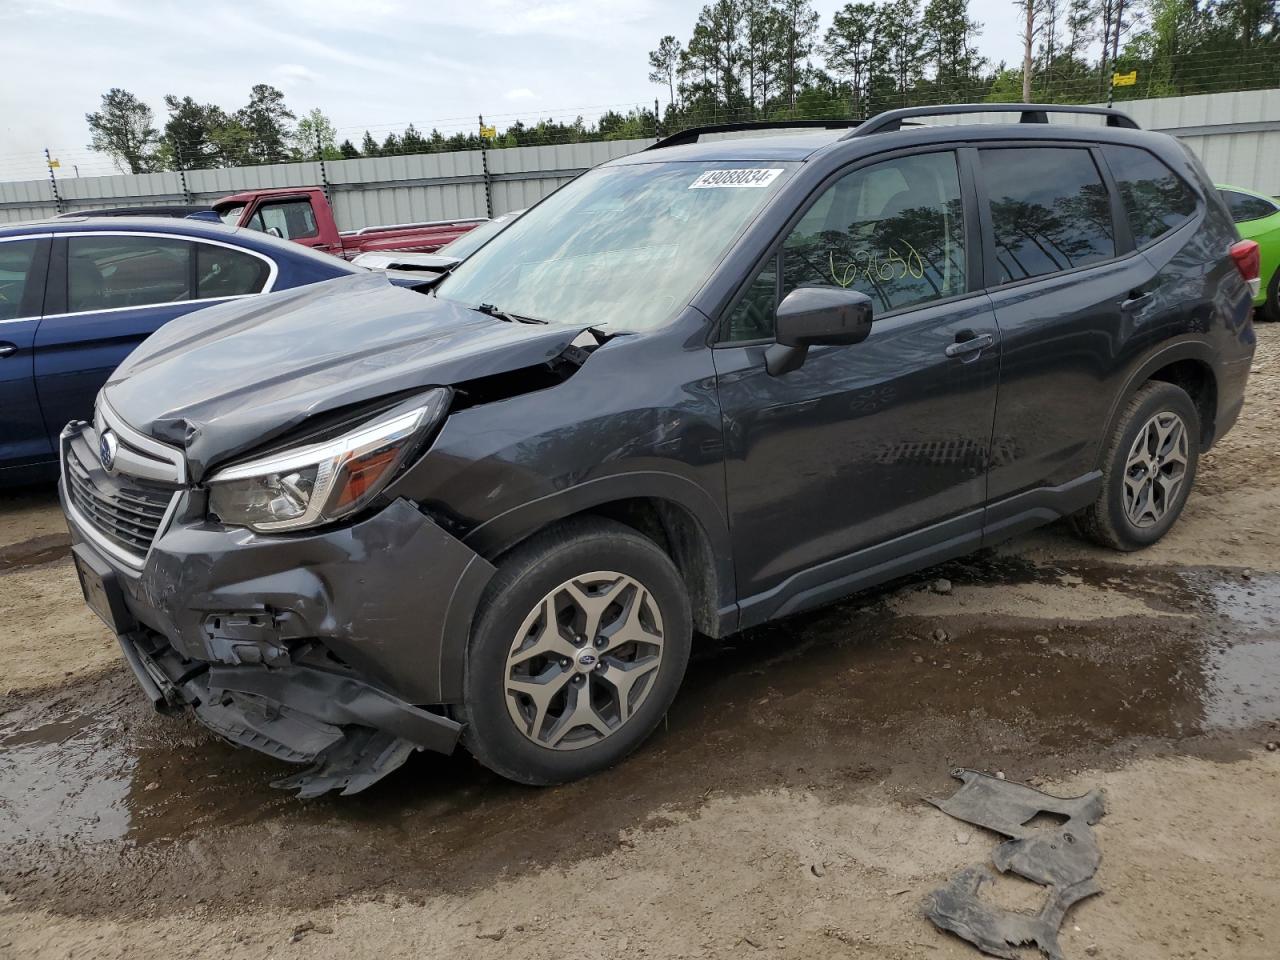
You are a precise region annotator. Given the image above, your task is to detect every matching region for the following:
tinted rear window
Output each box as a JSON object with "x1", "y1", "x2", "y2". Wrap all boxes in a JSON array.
[
  {"x1": 1220, "y1": 189, "x2": 1278, "y2": 224},
  {"x1": 980, "y1": 147, "x2": 1115, "y2": 283},
  {"x1": 1101, "y1": 145, "x2": 1198, "y2": 248}
]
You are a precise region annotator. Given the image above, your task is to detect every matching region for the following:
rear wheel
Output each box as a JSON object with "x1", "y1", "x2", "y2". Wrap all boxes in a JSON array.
[
  {"x1": 459, "y1": 517, "x2": 691, "y2": 785},
  {"x1": 1261, "y1": 268, "x2": 1280, "y2": 323},
  {"x1": 1072, "y1": 381, "x2": 1200, "y2": 551}
]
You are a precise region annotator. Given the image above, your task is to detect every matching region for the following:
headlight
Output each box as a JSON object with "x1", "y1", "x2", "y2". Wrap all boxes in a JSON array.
[{"x1": 207, "y1": 389, "x2": 450, "y2": 532}]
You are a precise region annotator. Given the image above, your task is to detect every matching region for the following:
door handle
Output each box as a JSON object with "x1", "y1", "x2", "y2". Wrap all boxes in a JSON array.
[
  {"x1": 945, "y1": 333, "x2": 994, "y2": 359},
  {"x1": 0, "y1": 343, "x2": 17, "y2": 359},
  {"x1": 1120, "y1": 292, "x2": 1155, "y2": 312}
]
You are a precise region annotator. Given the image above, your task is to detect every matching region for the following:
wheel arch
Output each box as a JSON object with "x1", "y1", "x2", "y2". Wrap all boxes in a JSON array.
[
  {"x1": 464, "y1": 472, "x2": 737, "y2": 638},
  {"x1": 1099, "y1": 341, "x2": 1219, "y2": 464}
]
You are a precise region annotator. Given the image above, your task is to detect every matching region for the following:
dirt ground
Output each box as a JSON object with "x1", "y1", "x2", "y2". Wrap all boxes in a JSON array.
[{"x1": 1, "y1": 326, "x2": 1278, "y2": 960}]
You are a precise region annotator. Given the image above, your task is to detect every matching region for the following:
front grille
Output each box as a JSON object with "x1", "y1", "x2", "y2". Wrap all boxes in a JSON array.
[{"x1": 66, "y1": 441, "x2": 175, "y2": 560}]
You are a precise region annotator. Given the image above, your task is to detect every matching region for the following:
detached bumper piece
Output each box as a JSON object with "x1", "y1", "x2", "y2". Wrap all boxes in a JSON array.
[
  {"x1": 923, "y1": 769, "x2": 1106, "y2": 960},
  {"x1": 123, "y1": 630, "x2": 462, "y2": 797}
]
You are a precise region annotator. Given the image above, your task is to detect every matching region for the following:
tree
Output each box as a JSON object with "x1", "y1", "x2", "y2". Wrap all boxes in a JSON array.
[
  {"x1": 292, "y1": 108, "x2": 339, "y2": 160},
  {"x1": 360, "y1": 130, "x2": 381, "y2": 158},
  {"x1": 236, "y1": 84, "x2": 295, "y2": 164},
  {"x1": 824, "y1": 3, "x2": 878, "y2": 117},
  {"x1": 85, "y1": 88, "x2": 158, "y2": 173},
  {"x1": 1065, "y1": 0, "x2": 1094, "y2": 61},
  {"x1": 748, "y1": 0, "x2": 789, "y2": 113},
  {"x1": 875, "y1": 0, "x2": 927, "y2": 105},
  {"x1": 401, "y1": 123, "x2": 428, "y2": 154},
  {"x1": 923, "y1": 0, "x2": 985, "y2": 99},
  {"x1": 775, "y1": 0, "x2": 820, "y2": 111},
  {"x1": 683, "y1": 17, "x2": 721, "y2": 116},
  {"x1": 648, "y1": 35, "x2": 684, "y2": 107},
  {"x1": 338, "y1": 138, "x2": 360, "y2": 159},
  {"x1": 1014, "y1": 0, "x2": 1047, "y2": 100},
  {"x1": 703, "y1": 0, "x2": 747, "y2": 113},
  {"x1": 158, "y1": 95, "x2": 249, "y2": 169}
]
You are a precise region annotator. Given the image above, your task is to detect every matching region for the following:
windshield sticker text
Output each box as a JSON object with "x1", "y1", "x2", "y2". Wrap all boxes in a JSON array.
[{"x1": 689, "y1": 168, "x2": 784, "y2": 189}]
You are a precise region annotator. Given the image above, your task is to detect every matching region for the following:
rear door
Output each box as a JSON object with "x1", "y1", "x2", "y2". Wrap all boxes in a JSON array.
[
  {"x1": 33, "y1": 232, "x2": 273, "y2": 437},
  {"x1": 0, "y1": 235, "x2": 53, "y2": 472},
  {"x1": 976, "y1": 143, "x2": 1158, "y2": 539}
]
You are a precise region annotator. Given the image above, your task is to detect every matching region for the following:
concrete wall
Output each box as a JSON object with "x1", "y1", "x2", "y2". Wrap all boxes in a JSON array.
[{"x1": 2, "y1": 88, "x2": 1277, "y2": 227}]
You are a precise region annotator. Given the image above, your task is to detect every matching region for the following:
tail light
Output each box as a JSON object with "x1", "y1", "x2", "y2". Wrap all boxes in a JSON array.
[{"x1": 1230, "y1": 239, "x2": 1261, "y2": 297}]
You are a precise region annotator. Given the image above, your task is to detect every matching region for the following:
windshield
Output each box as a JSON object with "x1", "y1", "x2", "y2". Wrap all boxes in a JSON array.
[
  {"x1": 218, "y1": 204, "x2": 245, "y2": 227},
  {"x1": 438, "y1": 211, "x2": 521, "y2": 261},
  {"x1": 437, "y1": 161, "x2": 795, "y2": 330}
]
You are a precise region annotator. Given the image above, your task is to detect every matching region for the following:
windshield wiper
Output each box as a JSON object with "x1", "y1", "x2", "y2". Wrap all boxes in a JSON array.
[{"x1": 475, "y1": 302, "x2": 548, "y2": 325}]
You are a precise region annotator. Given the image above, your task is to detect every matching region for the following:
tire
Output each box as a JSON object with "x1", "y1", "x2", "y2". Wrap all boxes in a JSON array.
[
  {"x1": 1072, "y1": 381, "x2": 1200, "y2": 552},
  {"x1": 458, "y1": 517, "x2": 692, "y2": 785},
  {"x1": 1261, "y1": 268, "x2": 1280, "y2": 324}
]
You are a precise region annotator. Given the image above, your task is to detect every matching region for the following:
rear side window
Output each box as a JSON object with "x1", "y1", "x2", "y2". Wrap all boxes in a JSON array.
[
  {"x1": 0, "y1": 239, "x2": 38, "y2": 321},
  {"x1": 66, "y1": 235, "x2": 192, "y2": 312},
  {"x1": 981, "y1": 148, "x2": 1115, "y2": 283},
  {"x1": 248, "y1": 200, "x2": 318, "y2": 240},
  {"x1": 1219, "y1": 189, "x2": 1278, "y2": 224},
  {"x1": 196, "y1": 244, "x2": 271, "y2": 298},
  {"x1": 1101, "y1": 145, "x2": 1198, "y2": 247}
]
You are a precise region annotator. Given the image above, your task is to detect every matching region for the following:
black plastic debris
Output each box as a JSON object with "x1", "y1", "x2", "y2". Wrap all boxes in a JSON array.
[{"x1": 923, "y1": 769, "x2": 1106, "y2": 960}]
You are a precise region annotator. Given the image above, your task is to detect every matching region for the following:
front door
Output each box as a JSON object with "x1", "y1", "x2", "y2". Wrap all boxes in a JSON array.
[{"x1": 713, "y1": 149, "x2": 1000, "y2": 625}]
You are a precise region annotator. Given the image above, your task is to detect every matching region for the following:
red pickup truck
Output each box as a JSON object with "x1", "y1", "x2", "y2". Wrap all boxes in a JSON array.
[{"x1": 212, "y1": 187, "x2": 483, "y2": 259}]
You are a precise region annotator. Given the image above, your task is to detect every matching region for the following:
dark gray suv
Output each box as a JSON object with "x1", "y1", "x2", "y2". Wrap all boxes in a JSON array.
[{"x1": 61, "y1": 105, "x2": 1259, "y2": 796}]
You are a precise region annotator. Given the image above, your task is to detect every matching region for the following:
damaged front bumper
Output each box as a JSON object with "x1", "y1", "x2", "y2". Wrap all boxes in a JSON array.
[{"x1": 60, "y1": 420, "x2": 495, "y2": 796}]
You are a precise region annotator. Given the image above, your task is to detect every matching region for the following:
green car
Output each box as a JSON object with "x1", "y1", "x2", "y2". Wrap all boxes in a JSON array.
[{"x1": 1218, "y1": 183, "x2": 1280, "y2": 322}]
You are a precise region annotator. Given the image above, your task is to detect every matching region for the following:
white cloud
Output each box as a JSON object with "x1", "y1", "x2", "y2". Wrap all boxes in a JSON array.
[
  {"x1": 0, "y1": 0, "x2": 1032, "y2": 182},
  {"x1": 273, "y1": 64, "x2": 320, "y2": 88}
]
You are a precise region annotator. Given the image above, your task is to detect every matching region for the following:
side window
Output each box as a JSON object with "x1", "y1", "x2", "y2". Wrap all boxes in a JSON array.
[
  {"x1": 1219, "y1": 189, "x2": 1277, "y2": 225},
  {"x1": 1101, "y1": 145, "x2": 1198, "y2": 247},
  {"x1": 722, "y1": 151, "x2": 966, "y2": 340},
  {"x1": 982, "y1": 148, "x2": 1115, "y2": 283},
  {"x1": 66, "y1": 235, "x2": 192, "y2": 312},
  {"x1": 247, "y1": 200, "x2": 318, "y2": 240},
  {"x1": 196, "y1": 244, "x2": 271, "y2": 298},
  {"x1": 0, "y1": 239, "x2": 38, "y2": 322}
]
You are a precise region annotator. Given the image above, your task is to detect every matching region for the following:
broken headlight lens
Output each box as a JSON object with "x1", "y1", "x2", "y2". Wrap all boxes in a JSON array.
[{"x1": 207, "y1": 389, "x2": 450, "y2": 533}]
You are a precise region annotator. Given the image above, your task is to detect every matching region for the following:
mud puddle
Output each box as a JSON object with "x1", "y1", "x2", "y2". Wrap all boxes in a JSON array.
[{"x1": 2, "y1": 556, "x2": 1277, "y2": 916}]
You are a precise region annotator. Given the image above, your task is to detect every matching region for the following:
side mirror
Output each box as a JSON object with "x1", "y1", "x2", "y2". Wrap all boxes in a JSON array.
[
  {"x1": 266, "y1": 226, "x2": 284, "y2": 239},
  {"x1": 765, "y1": 286, "x2": 874, "y2": 376}
]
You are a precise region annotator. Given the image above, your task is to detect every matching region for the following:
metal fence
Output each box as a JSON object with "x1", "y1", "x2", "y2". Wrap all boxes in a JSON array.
[
  {"x1": 0, "y1": 139, "x2": 654, "y2": 227},
  {"x1": 2, "y1": 88, "x2": 1277, "y2": 228}
]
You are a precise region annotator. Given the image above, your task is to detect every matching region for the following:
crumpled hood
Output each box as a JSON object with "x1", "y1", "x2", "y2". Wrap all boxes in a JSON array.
[{"x1": 104, "y1": 272, "x2": 587, "y2": 478}]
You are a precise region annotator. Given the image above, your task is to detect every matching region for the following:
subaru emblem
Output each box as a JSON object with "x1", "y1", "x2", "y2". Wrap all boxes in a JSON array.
[
  {"x1": 99, "y1": 430, "x2": 118, "y2": 471},
  {"x1": 578, "y1": 651, "x2": 598, "y2": 668}
]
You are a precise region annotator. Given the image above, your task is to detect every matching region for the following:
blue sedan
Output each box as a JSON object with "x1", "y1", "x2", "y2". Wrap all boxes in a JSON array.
[{"x1": 0, "y1": 217, "x2": 360, "y2": 484}]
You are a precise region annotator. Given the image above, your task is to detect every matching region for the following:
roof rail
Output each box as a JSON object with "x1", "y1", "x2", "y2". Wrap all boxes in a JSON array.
[
  {"x1": 646, "y1": 119, "x2": 862, "y2": 151},
  {"x1": 840, "y1": 103, "x2": 1140, "y2": 139}
]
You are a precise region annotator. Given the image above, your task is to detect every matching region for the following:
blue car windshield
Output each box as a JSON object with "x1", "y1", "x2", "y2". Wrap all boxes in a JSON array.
[{"x1": 436, "y1": 160, "x2": 796, "y2": 331}]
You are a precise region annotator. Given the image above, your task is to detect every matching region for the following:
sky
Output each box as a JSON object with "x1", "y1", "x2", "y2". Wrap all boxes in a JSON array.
[{"x1": 0, "y1": 0, "x2": 1028, "y2": 182}]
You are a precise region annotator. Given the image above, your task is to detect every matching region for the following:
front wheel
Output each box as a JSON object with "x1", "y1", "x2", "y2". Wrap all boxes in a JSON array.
[
  {"x1": 459, "y1": 517, "x2": 692, "y2": 785},
  {"x1": 1072, "y1": 381, "x2": 1200, "y2": 551}
]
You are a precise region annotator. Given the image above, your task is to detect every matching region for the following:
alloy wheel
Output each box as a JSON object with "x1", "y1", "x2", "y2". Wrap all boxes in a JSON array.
[
  {"x1": 503, "y1": 571, "x2": 665, "y2": 750},
  {"x1": 1122, "y1": 411, "x2": 1189, "y2": 528}
]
